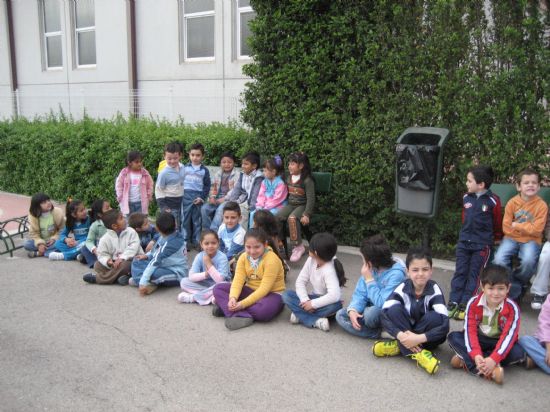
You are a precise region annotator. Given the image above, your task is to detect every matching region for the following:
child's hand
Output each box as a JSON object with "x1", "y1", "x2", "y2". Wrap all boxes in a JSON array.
[
  {"x1": 300, "y1": 215, "x2": 310, "y2": 225},
  {"x1": 361, "y1": 262, "x2": 374, "y2": 282},
  {"x1": 193, "y1": 198, "x2": 203, "y2": 205},
  {"x1": 135, "y1": 254, "x2": 148, "y2": 260},
  {"x1": 145, "y1": 241, "x2": 155, "y2": 253},
  {"x1": 474, "y1": 355, "x2": 485, "y2": 372},
  {"x1": 38, "y1": 244, "x2": 46, "y2": 255},
  {"x1": 479, "y1": 356, "x2": 497, "y2": 376},
  {"x1": 203, "y1": 253, "x2": 213, "y2": 270},
  {"x1": 300, "y1": 300, "x2": 315, "y2": 313},
  {"x1": 228, "y1": 297, "x2": 242, "y2": 311},
  {"x1": 92, "y1": 247, "x2": 98, "y2": 256},
  {"x1": 397, "y1": 331, "x2": 424, "y2": 351},
  {"x1": 65, "y1": 238, "x2": 76, "y2": 247},
  {"x1": 46, "y1": 239, "x2": 55, "y2": 247},
  {"x1": 113, "y1": 258, "x2": 123, "y2": 269},
  {"x1": 107, "y1": 258, "x2": 114, "y2": 267},
  {"x1": 348, "y1": 310, "x2": 363, "y2": 330}
]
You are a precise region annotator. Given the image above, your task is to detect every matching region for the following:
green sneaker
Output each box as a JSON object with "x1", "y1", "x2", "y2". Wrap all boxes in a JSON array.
[
  {"x1": 454, "y1": 303, "x2": 466, "y2": 321},
  {"x1": 410, "y1": 349, "x2": 440, "y2": 375},
  {"x1": 447, "y1": 302, "x2": 458, "y2": 319},
  {"x1": 372, "y1": 340, "x2": 400, "y2": 357}
]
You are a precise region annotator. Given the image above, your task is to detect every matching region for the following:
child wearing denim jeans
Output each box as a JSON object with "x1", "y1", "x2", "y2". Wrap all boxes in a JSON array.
[
  {"x1": 155, "y1": 142, "x2": 185, "y2": 227},
  {"x1": 520, "y1": 294, "x2": 550, "y2": 374},
  {"x1": 529, "y1": 211, "x2": 550, "y2": 310},
  {"x1": 115, "y1": 150, "x2": 154, "y2": 217},
  {"x1": 25, "y1": 193, "x2": 65, "y2": 259},
  {"x1": 128, "y1": 212, "x2": 158, "y2": 253},
  {"x1": 49, "y1": 199, "x2": 91, "y2": 261},
  {"x1": 493, "y1": 168, "x2": 548, "y2": 301},
  {"x1": 335, "y1": 234, "x2": 406, "y2": 339},
  {"x1": 282, "y1": 232, "x2": 346, "y2": 332}
]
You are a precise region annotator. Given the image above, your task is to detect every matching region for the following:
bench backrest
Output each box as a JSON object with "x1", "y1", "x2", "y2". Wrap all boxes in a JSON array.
[
  {"x1": 491, "y1": 183, "x2": 550, "y2": 209},
  {"x1": 312, "y1": 172, "x2": 332, "y2": 194}
]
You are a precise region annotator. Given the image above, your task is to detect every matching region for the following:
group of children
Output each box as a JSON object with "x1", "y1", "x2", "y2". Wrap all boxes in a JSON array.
[{"x1": 22, "y1": 145, "x2": 550, "y2": 383}]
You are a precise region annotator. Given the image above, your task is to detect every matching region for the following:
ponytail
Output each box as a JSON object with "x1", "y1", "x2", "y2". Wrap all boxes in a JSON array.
[{"x1": 333, "y1": 257, "x2": 346, "y2": 287}]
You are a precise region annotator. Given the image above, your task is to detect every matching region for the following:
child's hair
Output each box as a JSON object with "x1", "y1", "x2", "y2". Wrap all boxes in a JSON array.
[
  {"x1": 164, "y1": 141, "x2": 183, "y2": 154},
  {"x1": 468, "y1": 165, "x2": 494, "y2": 189},
  {"x1": 223, "y1": 201, "x2": 241, "y2": 216},
  {"x1": 242, "y1": 151, "x2": 260, "y2": 168},
  {"x1": 405, "y1": 246, "x2": 433, "y2": 268},
  {"x1": 253, "y1": 209, "x2": 279, "y2": 239},
  {"x1": 126, "y1": 150, "x2": 143, "y2": 164},
  {"x1": 360, "y1": 234, "x2": 394, "y2": 268},
  {"x1": 128, "y1": 212, "x2": 148, "y2": 230},
  {"x1": 244, "y1": 228, "x2": 285, "y2": 268},
  {"x1": 516, "y1": 167, "x2": 540, "y2": 184},
  {"x1": 220, "y1": 151, "x2": 236, "y2": 163},
  {"x1": 89, "y1": 198, "x2": 107, "y2": 223},
  {"x1": 189, "y1": 142, "x2": 205, "y2": 154},
  {"x1": 29, "y1": 192, "x2": 53, "y2": 218},
  {"x1": 480, "y1": 264, "x2": 511, "y2": 286},
  {"x1": 288, "y1": 152, "x2": 312, "y2": 181},
  {"x1": 309, "y1": 232, "x2": 346, "y2": 287},
  {"x1": 264, "y1": 155, "x2": 285, "y2": 178},
  {"x1": 156, "y1": 212, "x2": 176, "y2": 235},
  {"x1": 65, "y1": 199, "x2": 85, "y2": 231},
  {"x1": 200, "y1": 229, "x2": 219, "y2": 243},
  {"x1": 102, "y1": 209, "x2": 121, "y2": 230}
]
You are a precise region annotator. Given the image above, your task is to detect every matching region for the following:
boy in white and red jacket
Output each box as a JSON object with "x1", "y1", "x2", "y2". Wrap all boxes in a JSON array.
[{"x1": 447, "y1": 265, "x2": 527, "y2": 384}]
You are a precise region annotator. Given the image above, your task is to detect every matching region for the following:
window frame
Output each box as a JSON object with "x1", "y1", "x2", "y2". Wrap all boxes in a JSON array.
[
  {"x1": 40, "y1": 0, "x2": 63, "y2": 70},
  {"x1": 235, "y1": 0, "x2": 255, "y2": 60},
  {"x1": 72, "y1": 0, "x2": 96, "y2": 68},
  {"x1": 180, "y1": 0, "x2": 216, "y2": 62}
]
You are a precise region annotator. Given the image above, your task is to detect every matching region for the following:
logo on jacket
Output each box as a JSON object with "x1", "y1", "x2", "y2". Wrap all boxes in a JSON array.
[
  {"x1": 482, "y1": 204, "x2": 488, "y2": 212},
  {"x1": 464, "y1": 202, "x2": 472, "y2": 209}
]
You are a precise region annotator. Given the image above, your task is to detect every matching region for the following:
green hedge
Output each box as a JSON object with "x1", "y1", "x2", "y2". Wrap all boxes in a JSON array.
[
  {"x1": 0, "y1": 116, "x2": 256, "y2": 212},
  {"x1": 242, "y1": 0, "x2": 550, "y2": 255}
]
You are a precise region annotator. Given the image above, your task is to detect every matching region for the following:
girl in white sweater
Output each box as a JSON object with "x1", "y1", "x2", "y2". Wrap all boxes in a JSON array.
[{"x1": 282, "y1": 232, "x2": 346, "y2": 331}]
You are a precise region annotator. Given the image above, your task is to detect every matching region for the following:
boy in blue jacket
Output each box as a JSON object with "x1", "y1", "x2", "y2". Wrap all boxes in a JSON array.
[
  {"x1": 335, "y1": 234, "x2": 406, "y2": 339},
  {"x1": 131, "y1": 212, "x2": 189, "y2": 296},
  {"x1": 374, "y1": 246, "x2": 449, "y2": 375}
]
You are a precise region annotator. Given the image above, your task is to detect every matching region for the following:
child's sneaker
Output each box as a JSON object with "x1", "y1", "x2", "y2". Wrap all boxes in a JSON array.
[
  {"x1": 82, "y1": 273, "x2": 96, "y2": 284},
  {"x1": 313, "y1": 317, "x2": 330, "y2": 332},
  {"x1": 454, "y1": 303, "x2": 466, "y2": 321},
  {"x1": 177, "y1": 291, "x2": 195, "y2": 303},
  {"x1": 373, "y1": 340, "x2": 400, "y2": 357},
  {"x1": 48, "y1": 252, "x2": 65, "y2": 261},
  {"x1": 447, "y1": 302, "x2": 458, "y2": 319},
  {"x1": 27, "y1": 251, "x2": 40, "y2": 258},
  {"x1": 290, "y1": 244, "x2": 306, "y2": 262},
  {"x1": 410, "y1": 349, "x2": 440, "y2": 374},
  {"x1": 450, "y1": 355, "x2": 465, "y2": 369},
  {"x1": 76, "y1": 253, "x2": 85, "y2": 263},
  {"x1": 531, "y1": 294, "x2": 546, "y2": 310},
  {"x1": 289, "y1": 312, "x2": 300, "y2": 324},
  {"x1": 139, "y1": 284, "x2": 158, "y2": 296},
  {"x1": 212, "y1": 303, "x2": 225, "y2": 317},
  {"x1": 128, "y1": 278, "x2": 137, "y2": 287},
  {"x1": 117, "y1": 275, "x2": 130, "y2": 286},
  {"x1": 490, "y1": 365, "x2": 504, "y2": 385},
  {"x1": 525, "y1": 355, "x2": 535, "y2": 370}
]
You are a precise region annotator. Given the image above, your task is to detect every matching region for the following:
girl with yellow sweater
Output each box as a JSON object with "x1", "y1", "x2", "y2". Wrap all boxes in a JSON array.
[{"x1": 212, "y1": 228, "x2": 286, "y2": 330}]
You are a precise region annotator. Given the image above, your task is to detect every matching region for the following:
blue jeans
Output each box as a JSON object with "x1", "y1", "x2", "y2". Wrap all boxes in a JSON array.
[
  {"x1": 80, "y1": 246, "x2": 97, "y2": 268},
  {"x1": 335, "y1": 306, "x2": 382, "y2": 339},
  {"x1": 519, "y1": 336, "x2": 550, "y2": 374},
  {"x1": 282, "y1": 290, "x2": 342, "y2": 328},
  {"x1": 157, "y1": 197, "x2": 182, "y2": 228},
  {"x1": 23, "y1": 239, "x2": 56, "y2": 257},
  {"x1": 210, "y1": 201, "x2": 227, "y2": 231},
  {"x1": 181, "y1": 190, "x2": 202, "y2": 246},
  {"x1": 130, "y1": 258, "x2": 181, "y2": 287},
  {"x1": 53, "y1": 238, "x2": 85, "y2": 260},
  {"x1": 201, "y1": 202, "x2": 220, "y2": 230},
  {"x1": 128, "y1": 201, "x2": 142, "y2": 215},
  {"x1": 493, "y1": 237, "x2": 541, "y2": 299}
]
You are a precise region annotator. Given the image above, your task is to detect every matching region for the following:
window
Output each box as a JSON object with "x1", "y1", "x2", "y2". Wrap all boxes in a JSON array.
[
  {"x1": 236, "y1": 0, "x2": 255, "y2": 58},
  {"x1": 41, "y1": 0, "x2": 63, "y2": 69},
  {"x1": 73, "y1": 0, "x2": 96, "y2": 66},
  {"x1": 181, "y1": 0, "x2": 215, "y2": 61}
]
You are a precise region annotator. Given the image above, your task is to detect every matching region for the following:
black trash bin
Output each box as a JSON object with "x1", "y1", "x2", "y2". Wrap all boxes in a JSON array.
[{"x1": 395, "y1": 127, "x2": 451, "y2": 218}]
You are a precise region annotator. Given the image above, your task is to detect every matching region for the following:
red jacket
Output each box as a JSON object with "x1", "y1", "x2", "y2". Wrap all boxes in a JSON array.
[{"x1": 464, "y1": 293, "x2": 520, "y2": 364}]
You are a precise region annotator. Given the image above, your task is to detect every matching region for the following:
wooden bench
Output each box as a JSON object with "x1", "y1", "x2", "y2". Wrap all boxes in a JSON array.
[
  {"x1": 491, "y1": 184, "x2": 550, "y2": 209},
  {"x1": 0, "y1": 215, "x2": 29, "y2": 257}
]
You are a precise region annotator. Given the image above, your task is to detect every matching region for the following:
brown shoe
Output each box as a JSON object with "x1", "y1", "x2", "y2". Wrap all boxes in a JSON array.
[
  {"x1": 450, "y1": 355, "x2": 465, "y2": 369},
  {"x1": 525, "y1": 356, "x2": 536, "y2": 370},
  {"x1": 139, "y1": 284, "x2": 158, "y2": 296},
  {"x1": 491, "y1": 365, "x2": 504, "y2": 385}
]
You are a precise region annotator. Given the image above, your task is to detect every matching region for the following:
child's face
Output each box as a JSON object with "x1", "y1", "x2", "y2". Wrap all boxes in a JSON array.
[
  {"x1": 245, "y1": 237, "x2": 266, "y2": 259},
  {"x1": 241, "y1": 160, "x2": 256, "y2": 175},
  {"x1": 466, "y1": 172, "x2": 485, "y2": 194},
  {"x1": 288, "y1": 161, "x2": 303, "y2": 176},
  {"x1": 407, "y1": 258, "x2": 432, "y2": 291},
  {"x1": 201, "y1": 234, "x2": 219, "y2": 256},
  {"x1": 164, "y1": 151, "x2": 182, "y2": 169},
  {"x1": 74, "y1": 205, "x2": 88, "y2": 221},
  {"x1": 517, "y1": 174, "x2": 540, "y2": 199},
  {"x1": 189, "y1": 149, "x2": 204, "y2": 165},
  {"x1": 263, "y1": 166, "x2": 276, "y2": 180},
  {"x1": 220, "y1": 156, "x2": 235, "y2": 173},
  {"x1": 481, "y1": 282, "x2": 510, "y2": 307},
  {"x1": 223, "y1": 210, "x2": 240, "y2": 229},
  {"x1": 102, "y1": 201, "x2": 112, "y2": 214},
  {"x1": 114, "y1": 213, "x2": 127, "y2": 231},
  {"x1": 129, "y1": 158, "x2": 143, "y2": 172},
  {"x1": 40, "y1": 199, "x2": 53, "y2": 213},
  {"x1": 139, "y1": 219, "x2": 150, "y2": 232}
]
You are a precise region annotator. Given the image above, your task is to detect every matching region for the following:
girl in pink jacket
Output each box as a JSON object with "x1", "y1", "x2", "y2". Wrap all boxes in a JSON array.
[
  {"x1": 250, "y1": 155, "x2": 288, "y2": 226},
  {"x1": 115, "y1": 151, "x2": 154, "y2": 217},
  {"x1": 520, "y1": 295, "x2": 550, "y2": 374}
]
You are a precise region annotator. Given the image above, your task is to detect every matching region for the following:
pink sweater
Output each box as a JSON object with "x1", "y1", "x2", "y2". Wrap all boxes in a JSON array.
[
  {"x1": 535, "y1": 295, "x2": 550, "y2": 344},
  {"x1": 255, "y1": 176, "x2": 288, "y2": 210},
  {"x1": 115, "y1": 167, "x2": 154, "y2": 215}
]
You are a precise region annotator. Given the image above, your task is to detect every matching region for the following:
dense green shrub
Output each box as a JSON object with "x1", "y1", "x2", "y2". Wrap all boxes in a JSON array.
[
  {"x1": 0, "y1": 116, "x2": 256, "y2": 212},
  {"x1": 242, "y1": 0, "x2": 550, "y2": 255}
]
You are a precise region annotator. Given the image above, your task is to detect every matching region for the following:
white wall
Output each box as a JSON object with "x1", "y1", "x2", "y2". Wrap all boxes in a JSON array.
[{"x1": 0, "y1": 2, "x2": 14, "y2": 118}]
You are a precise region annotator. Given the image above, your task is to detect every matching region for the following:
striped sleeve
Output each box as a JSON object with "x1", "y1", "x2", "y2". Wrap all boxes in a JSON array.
[{"x1": 464, "y1": 296, "x2": 482, "y2": 360}]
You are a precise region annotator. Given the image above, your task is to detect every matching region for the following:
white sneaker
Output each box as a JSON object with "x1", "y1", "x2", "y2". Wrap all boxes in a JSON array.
[
  {"x1": 314, "y1": 317, "x2": 330, "y2": 332},
  {"x1": 48, "y1": 252, "x2": 65, "y2": 261},
  {"x1": 290, "y1": 244, "x2": 306, "y2": 262},
  {"x1": 290, "y1": 312, "x2": 300, "y2": 324},
  {"x1": 177, "y1": 291, "x2": 195, "y2": 304},
  {"x1": 531, "y1": 295, "x2": 546, "y2": 310}
]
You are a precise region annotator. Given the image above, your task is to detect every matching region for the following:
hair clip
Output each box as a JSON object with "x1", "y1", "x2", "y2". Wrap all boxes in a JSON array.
[
  {"x1": 67, "y1": 196, "x2": 73, "y2": 203},
  {"x1": 274, "y1": 154, "x2": 282, "y2": 166}
]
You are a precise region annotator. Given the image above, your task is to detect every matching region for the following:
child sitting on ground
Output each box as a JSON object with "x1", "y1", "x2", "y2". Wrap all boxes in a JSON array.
[
  {"x1": 130, "y1": 212, "x2": 189, "y2": 296},
  {"x1": 335, "y1": 234, "x2": 406, "y2": 339},
  {"x1": 81, "y1": 198, "x2": 111, "y2": 267},
  {"x1": 520, "y1": 295, "x2": 550, "y2": 374},
  {"x1": 217, "y1": 201, "x2": 246, "y2": 265},
  {"x1": 128, "y1": 212, "x2": 158, "y2": 252},
  {"x1": 447, "y1": 265, "x2": 527, "y2": 385},
  {"x1": 448, "y1": 165, "x2": 502, "y2": 320},
  {"x1": 155, "y1": 142, "x2": 185, "y2": 227},
  {"x1": 493, "y1": 168, "x2": 548, "y2": 301},
  {"x1": 250, "y1": 155, "x2": 288, "y2": 226},
  {"x1": 282, "y1": 232, "x2": 345, "y2": 332},
  {"x1": 212, "y1": 228, "x2": 286, "y2": 330},
  {"x1": 82, "y1": 209, "x2": 141, "y2": 285},
  {"x1": 374, "y1": 246, "x2": 449, "y2": 375},
  {"x1": 25, "y1": 192, "x2": 65, "y2": 258},
  {"x1": 529, "y1": 209, "x2": 550, "y2": 310},
  {"x1": 115, "y1": 150, "x2": 154, "y2": 217},
  {"x1": 178, "y1": 230, "x2": 230, "y2": 305},
  {"x1": 49, "y1": 199, "x2": 91, "y2": 261}
]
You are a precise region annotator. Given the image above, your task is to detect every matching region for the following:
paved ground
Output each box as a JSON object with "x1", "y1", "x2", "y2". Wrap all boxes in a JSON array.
[{"x1": 0, "y1": 192, "x2": 548, "y2": 411}]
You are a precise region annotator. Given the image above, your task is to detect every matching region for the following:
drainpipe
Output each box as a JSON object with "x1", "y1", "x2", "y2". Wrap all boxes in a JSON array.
[
  {"x1": 127, "y1": 0, "x2": 138, "y2": 117},
  {"x1": 5, "y1": 0, "x2": 18, "y2": 117}
]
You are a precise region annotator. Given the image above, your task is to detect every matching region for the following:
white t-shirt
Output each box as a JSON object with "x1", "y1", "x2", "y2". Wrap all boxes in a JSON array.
[{"x1": 129, "y1": 172, "x2": 141, "y2": 202}]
